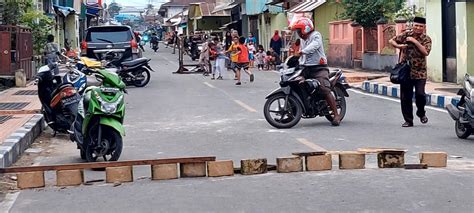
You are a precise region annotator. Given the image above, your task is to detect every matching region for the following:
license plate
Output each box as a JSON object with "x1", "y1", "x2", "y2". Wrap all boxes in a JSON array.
[{"x1": 62, "y1": 96, "x2": 80, "y2": 106}]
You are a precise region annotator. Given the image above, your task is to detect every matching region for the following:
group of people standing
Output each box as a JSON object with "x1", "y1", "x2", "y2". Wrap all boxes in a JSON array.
[{"x1": 199, "y1": 29, "x2": 290, "y2": 85}]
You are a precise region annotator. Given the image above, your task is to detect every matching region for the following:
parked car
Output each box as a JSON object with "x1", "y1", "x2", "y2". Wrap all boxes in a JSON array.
[{"x1": 81, "y1": 25, "x2": 142, "y2": 61}]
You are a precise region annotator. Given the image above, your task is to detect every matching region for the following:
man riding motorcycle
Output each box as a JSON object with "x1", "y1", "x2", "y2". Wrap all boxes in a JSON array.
[{"x1": 290, "y1": 17, "x2": 341, "y2": 126}]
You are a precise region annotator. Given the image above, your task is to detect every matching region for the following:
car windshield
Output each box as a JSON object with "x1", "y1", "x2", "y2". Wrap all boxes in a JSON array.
[{"x1": 86, "y1": 28, "x2": 132, "y2": 43}]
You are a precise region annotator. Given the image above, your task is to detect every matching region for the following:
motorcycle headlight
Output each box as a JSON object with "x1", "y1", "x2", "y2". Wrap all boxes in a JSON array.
[{"x1": 95, "y1": 92, "x2": 123, "y2": 114}]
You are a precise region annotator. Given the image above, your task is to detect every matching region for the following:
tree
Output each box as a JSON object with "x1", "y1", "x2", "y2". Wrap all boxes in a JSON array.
[
  {"x1": 20, "y1": 11, "x2": 54, "y2": 55},
  {"x1": 3, "y1": 0, "x2": 32, "y2": 25},
  {"x1": 340, "y1": 0, "x2": 404, "y2": 28},
  {"x1": 108, "y1": 2, "x2": 122, "y2": 18}
]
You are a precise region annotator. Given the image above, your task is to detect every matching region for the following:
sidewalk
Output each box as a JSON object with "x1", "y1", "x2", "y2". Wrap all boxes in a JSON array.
[
  {"x1": 341, "y1": 68, "x2": 461, "y2": 108},
  {"x1": 0, "y1": 83, "x2": 44, "y2": 168}
]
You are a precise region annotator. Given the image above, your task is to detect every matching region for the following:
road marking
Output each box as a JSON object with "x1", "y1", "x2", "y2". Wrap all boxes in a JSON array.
[
  {"x1": 203, "y1": 82, "x2": 216, "y2": 88},
  {"x1": 234, "y1": 100, "x2": 257, "y2": 113},
  {"x1": 349, "y1": 89, "x2": 448, "y2": 113},
  {"x1": 0, "y1": 191, "x2": 20, "y2": 212},
  {"x1": 296, "y1": 138, "x2": 328, "y2": 151}
]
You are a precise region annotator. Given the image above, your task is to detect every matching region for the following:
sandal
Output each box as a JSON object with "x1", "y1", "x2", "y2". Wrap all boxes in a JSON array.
[{"x1": 402, "y1": 122, "x2": 413, "y2": 127}]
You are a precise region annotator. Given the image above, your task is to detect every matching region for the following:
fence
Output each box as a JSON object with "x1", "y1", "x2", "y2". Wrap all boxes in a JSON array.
[{"x1": 0, "y1": 25, "x2": 33, "y2": 79}]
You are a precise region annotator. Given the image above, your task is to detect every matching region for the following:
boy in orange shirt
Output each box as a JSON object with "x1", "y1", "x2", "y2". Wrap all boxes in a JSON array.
[{"x1": 234, "y1": 37, "x2": 254, "y2": 85}]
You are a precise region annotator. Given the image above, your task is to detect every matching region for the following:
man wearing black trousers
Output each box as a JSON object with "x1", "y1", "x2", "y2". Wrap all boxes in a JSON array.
[{"x1": 389, "y1": 17, "x2": 432, "y2": 127}]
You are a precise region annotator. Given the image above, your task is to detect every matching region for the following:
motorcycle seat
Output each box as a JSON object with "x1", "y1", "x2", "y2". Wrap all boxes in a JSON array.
[{"x1": 121, "y1": 58, "x2": 150, "y2": 67}]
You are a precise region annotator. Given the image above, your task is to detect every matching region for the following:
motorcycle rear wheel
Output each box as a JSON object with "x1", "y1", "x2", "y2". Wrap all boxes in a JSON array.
[
  {"x1": 455, "y1": 120, "x2": 471, "y2": 139},
  {"x1": 325, "y1": 87, "x2": 347, "y2": 122},
  {"x1": 133, "y1": 69, "x2": 151, "y2": 87},
  {"x1": 264, "y1": 93, "x2": 302, "y2": 129}
]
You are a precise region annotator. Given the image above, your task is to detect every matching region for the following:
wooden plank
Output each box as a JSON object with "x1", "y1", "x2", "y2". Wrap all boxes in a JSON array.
[
  {"x1": 357, "y1": 147, "x2": 407, "y2": 154},
  {"x1": 404, "y1": 164, "x2": 428, "y2": 169},
  {"x1": 0, "y1": 156, "x2": 216, "y2": 174},
  {"x1": 292, "y1": 151, "x2": 327, "y2": 156}
]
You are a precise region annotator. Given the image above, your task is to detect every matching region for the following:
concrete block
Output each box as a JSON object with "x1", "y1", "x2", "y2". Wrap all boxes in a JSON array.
[
  {"x1": 207, "y1": 160, "x2": 234, "y2": 177},
  {"x1": 17, "y1": 171, "x2": 45, "y2": 189},
  {"x1": 419, "y1": 152, "x2": 447, "y2": 167},
  {"x1": 339, "y1": 152, "x2": 365, "y2": 169},
  {"x1": 306, "y1": 154, "x2": 332, "y2": 171},
  {"x1": 377, "y1": 151, "x2": 405, "y2": 168},
  {"x1": 180, "y1": 162, "x2": 206, "y2": 177},
  {"x1": 276, "y1": 156, "x2": 303, "y2": 173},
  {"x1": 151, "y1": 164, "x2": 178, "y2": 180},
  {"x1": 241, "y1": 158, "x2": 267, "y2": 175},
  {"x1": 106, "y1": 166, "x2": 133, "y2": 183},
  {"x1": 56, "y1": 169, "x2": 84, "y2": 186}
]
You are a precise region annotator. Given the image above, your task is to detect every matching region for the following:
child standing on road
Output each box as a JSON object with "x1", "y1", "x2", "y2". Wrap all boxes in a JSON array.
[
  {"x1": 212, "y1": 37, "x2": 227, "y2": 80},
  {"x1": 234, "y1": 37, "x2": 254, "y2": 85},
  {"x1": 248, "y1": 42, "x2": 256, "y2": 68},
  {"x1": 255, "y1": 45, "x2": 266, "y2": 70}
]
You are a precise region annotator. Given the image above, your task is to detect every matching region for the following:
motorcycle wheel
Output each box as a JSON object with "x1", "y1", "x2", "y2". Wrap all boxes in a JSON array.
[
  {"x1": 85, "y1": 125, "x2": 123, "y2": 162},
  {"x1": 455, "y1": 120, "x2": 471, "y2": 139},
  {"x1": 325, "y1": 87, "x2": 347, "y2": 122},
  {"x1": 133, "y1": 68, "x2": 151, "y2": 87},
  {"x1": 264, "y1": 93, "x2": 302, "y2": 129},
  {"x1": 80, "y1": 149, "x2": 86, "y2": 160}
]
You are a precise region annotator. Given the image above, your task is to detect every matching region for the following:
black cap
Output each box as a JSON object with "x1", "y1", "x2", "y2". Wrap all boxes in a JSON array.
[{"x1": 413, "y1": 17, "x2": 426, "y2": 24}]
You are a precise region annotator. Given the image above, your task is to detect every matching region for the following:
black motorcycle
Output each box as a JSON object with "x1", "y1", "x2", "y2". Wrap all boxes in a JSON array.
[
  {"x1": 263, "y1": 56, "x2": 350, "y2": 129},
  {"x1": 36, "y1": 63, "x2": 80, "y2": 134},
  {"x1": 447, "y1": 74, "x2": 474, "y2": 139},
  {"x1": 104, "y1": 51, "x2": 154, "y2": 87},
  {"x1": 152, "y1": 42, "x2": 159, "y2": 52}
]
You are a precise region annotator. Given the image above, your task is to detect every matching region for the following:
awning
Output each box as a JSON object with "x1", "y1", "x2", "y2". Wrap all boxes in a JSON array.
[
  {"x1": 212, "y1": 0, "x2": 242, "y2": 14},
  {"x1": 53, "y1": 5, "x2": 76, "y2": 17},
  {"x1": 288, "y1": 0, "x2": 326, "y2": 13},
  {"x1": 219, "y1": 20, "x2": 238, "y2": 29}
]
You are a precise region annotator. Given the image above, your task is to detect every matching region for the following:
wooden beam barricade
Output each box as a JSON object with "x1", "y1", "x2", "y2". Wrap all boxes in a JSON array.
[{"x1": 0, "y1": 156, "x2": 216, "y2": 174}]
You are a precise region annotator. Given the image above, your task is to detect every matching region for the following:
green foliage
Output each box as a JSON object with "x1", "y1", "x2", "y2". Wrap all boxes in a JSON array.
[
  {"x1": 394, "y1": 3, "x2": 425, "y2": 22},
  {"x1": 3, "y1": 0, "x2": 33, "y2": 25},
  {"x1": 381, "y1": 46, "x2": 396, "y2": 55},
  {"x1": 340, "y1": 0, "x2": 404, "y2": 27},
  {"x1": 20, "y1": 11, "x2": 54, "y2": 55}
]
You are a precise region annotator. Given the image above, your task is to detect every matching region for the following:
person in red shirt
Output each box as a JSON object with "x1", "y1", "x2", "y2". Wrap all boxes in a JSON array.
[{"x1": 234, "y1": 37, "x2": 254, "y2": 85}]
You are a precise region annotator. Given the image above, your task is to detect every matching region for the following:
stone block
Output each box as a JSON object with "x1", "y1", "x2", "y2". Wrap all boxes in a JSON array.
[
  {"x1": 339, "y1": 152, "x2": 365, "y2": 169},
  {"x1": 56, "y1": 169, "x2": 84, "y2": 186},
  {"x1": 377, "y1": 151, "x2": 405, "y2": 168},
  {"x1": 151, "y1": 164, "x2": 178, "y2": 180},
  {"x1": 241, "y1": 158, "x2": 267, "y2": 175},
  {"x1": 276, "y1": 156, "x2": 303, "y2": 173},
  {"x1": 17, "y1": 171, "x2": 45, "y2": 189},
  {"x1": 106, "y1": 166, "x2": 133, "y2": 183},
  {"x1": 419, "y1": 152, "x2": 447, "y2": 167},
  {"x1": 207, "y1": 160, "x2": 234, "y2": 177},
  {"x1": 306, "y1": 154, "x2": 332, "y2": 171},
  {"x1": 180, "y1": 162, "x2": 206, "y2": 177}
]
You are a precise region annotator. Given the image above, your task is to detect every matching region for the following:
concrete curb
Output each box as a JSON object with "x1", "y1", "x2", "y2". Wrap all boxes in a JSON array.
[
  {"x1": 0, "y1": 114, "x2": 44, "y2": 168},
  {"x1": 357, "y1": 81, "x2": 460, "y2": 109}
]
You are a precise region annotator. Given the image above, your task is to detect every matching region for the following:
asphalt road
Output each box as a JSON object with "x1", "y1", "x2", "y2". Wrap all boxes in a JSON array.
[{"x1": 3, "y1": 45, "x2": 474, "y2": 212}]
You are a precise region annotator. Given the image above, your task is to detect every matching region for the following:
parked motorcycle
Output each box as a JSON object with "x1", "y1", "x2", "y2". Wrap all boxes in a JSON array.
[
  {"x1": 446, "y1": 74, "x2": 474, "y2": 139},
  {"x1": 36, "y1": 63, "x2": 81, "y2": 134},
  {"x1": 70, "y1": 66, "x2": 126, "y2": 162},
  {"x1": 103, "y1": 52, "x2": 154, "y2": 87},
  {"x1": 63, "y1": 60, "x2": 87, "y2": 95},
  {"x1": 263, "y1": 56, "x2": 350, "y2": 129}
]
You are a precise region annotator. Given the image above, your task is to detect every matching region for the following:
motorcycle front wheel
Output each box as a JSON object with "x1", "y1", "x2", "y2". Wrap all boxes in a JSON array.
[
  {"x1": 264, "y1": 93, "x2": 302, "y2": 129},
  {"x1": 85, "y1": 125, "x2": 123, "y2": 162}
]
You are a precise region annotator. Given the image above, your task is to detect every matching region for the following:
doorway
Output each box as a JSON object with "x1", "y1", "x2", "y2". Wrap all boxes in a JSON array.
[{"x1": 442, "y1": 0, "x2": 457, "y2": 82}]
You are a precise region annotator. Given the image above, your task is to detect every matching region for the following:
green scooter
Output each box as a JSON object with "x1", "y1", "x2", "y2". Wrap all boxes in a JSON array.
[{"x1": 70, "y1": 66, "x2": 126, "y2": 162}]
